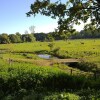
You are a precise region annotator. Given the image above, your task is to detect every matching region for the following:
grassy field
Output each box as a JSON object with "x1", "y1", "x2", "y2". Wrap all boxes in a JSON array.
[
  {"x1": 0, "y1": 39, "x2": 100, "y2": 64},
  {"x1": 0, "y1": 39, "x2": 100, "y2": 99}
]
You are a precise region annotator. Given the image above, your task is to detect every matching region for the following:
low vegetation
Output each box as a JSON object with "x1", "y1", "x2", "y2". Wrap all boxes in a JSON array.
[{"x1": 0, "y1": 39, "x2": 100, "y2": 99}]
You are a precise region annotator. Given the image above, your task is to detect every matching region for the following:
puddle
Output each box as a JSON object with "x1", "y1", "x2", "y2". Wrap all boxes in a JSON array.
[{"x1": 38, "y1": 54, "x2": 58, "y2": 59}]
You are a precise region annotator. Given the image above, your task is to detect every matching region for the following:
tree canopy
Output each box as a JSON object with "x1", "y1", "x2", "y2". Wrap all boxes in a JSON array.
[{"x1": 27, "y1": 0, "x2": 100, "y2": 32}]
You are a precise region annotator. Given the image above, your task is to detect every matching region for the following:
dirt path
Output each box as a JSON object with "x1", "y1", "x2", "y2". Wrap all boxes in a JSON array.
[
  {"x1": 51, "y1": 58, "x2": 80, "y2": 63},
  {"x1": 5, "y1": 58, "x2": 81, "y2": 66}
]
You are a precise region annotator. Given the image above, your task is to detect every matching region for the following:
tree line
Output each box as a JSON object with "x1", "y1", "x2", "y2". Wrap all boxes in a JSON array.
[
  {"x1": 71, "y1": 27, "x2": 100, "y2": 39},
  {"x1": 0, "y1": 32, "x2": 35, "y2": 44},
  {"x1": 33, "y1": 27, "x2": 100, "y2": 41},
  {"x1": 0, "y1": 27, "x2": 100, "y2": 44}
]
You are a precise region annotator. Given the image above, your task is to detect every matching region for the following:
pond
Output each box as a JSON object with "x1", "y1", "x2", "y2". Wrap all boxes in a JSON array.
[{"x1": 38, "y1": 54, "x2": 58, "y2": 59}]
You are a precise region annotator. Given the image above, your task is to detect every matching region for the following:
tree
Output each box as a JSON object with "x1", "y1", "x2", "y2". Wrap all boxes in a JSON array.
[
  {"x1": 34, "y1": 33, "x2": 47, "y2": 41},
  {"x1": 47, "y1": 33, "x2": 54, "y2": 41},
  {"x1": 48, "y1": 43, "x2": 54, "y2": 51},
  {"x1": 22, "y1": 34, "x2": 35, "y2": 42},
  {"x1": 29, "y1": 25, "x2": 35, "y2": 34},
  {"x1": 9, "y1": 33, "x2": 22, "y2": 43},
  {"x1": 0, "y1": 33, "x2": 10, "y2": 44},
  {"x1": 26, "y1": 0, "x2": 100, "y2": 32},
  {"x1": 15, "y1": 32, "x2": 22, "y2": 43},
  {"x1": 60, "y1": 31, "x2": 72, "y2": 40},
  {"x1": 9, "y1": 34, "x2": 18, "y2": 43},
  {"x1": 49, "y1": 31, "x2": 61, "y2": 40}
]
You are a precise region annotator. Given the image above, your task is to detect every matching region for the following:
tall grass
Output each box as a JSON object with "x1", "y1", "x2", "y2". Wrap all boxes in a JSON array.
[
  {"x1": 0, "y1": 59, "x2": 100, "y2": 96},
  {"x1": 0, "y1": 39, "x2": 100, "y2": 99}
]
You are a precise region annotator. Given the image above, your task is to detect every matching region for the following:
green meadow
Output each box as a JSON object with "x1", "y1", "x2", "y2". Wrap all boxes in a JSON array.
[
  {"x1": 0, "y1": 39, "x2": 100, "y2": 99},
  {"x1": 0, "y1": 39, "x2": 100, "y2": 63}
]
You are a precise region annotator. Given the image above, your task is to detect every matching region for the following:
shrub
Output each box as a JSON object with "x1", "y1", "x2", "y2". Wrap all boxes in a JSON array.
[{"x1": 69, "y1": 62, "x2": 98, "y2": 72}]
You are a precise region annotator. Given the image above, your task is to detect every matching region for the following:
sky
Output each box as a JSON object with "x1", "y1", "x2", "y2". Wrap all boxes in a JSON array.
[{"x1": 0, "y1": 0, "x2": 84, "y2": 34}]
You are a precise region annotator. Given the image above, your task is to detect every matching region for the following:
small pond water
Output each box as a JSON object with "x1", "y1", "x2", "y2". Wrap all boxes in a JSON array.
[{"x1": 38, "y1": 54, "x2": 58, "y2": 59}]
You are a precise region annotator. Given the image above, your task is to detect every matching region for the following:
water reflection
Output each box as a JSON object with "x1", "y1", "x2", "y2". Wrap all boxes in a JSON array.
[{"x1": 38, "y1": 54, "x2": 58, "y2": 59}]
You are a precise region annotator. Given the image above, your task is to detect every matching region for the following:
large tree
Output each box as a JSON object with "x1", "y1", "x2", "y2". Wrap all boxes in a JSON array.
[
  {"x1": 0, "y1": 33, "x2": 10, "y2": 44},
  {"x1": 22, "y1": 34, "x2": 36, "y2": 42},
  {"x1": 27, "y1": 0, "x2": 100, "y2": 32},
  {"x1": 9, "y1": 33, "x2": 22, "y2": 43}
]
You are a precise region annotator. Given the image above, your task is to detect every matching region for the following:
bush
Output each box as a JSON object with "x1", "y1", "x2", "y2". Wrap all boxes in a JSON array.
[
  {"x1": 69, "y1": 61, "x2": 98, "y2": 72},
  {"x1": 44, "y1": 93, "x2": 80, "y2": 100},
  {"x1": 0, "y1": 61, "x2": 100, "y2": 99}
]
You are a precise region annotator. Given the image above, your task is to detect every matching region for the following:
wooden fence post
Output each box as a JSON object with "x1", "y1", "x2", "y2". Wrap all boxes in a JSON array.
[
  {"x1": 70, "y1": 69, "x2": 73, "y2": 75},
  {"x1": 9, "y1": 58, "x2": 12, "y2": 66}
]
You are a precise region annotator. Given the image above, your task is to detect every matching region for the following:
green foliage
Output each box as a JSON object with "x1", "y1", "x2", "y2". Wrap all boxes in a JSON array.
[
  {"x1": 69, "y1": 62, "x2": 98, "y2": 72},
  {"x1": 9, "y1": 34, "x2": 22, "y2": 43},
  {"x1": 0, "y1": 33, "x2": 35, "y2": 44},
  {"x1": 0, "y1": 33, "x2": 10, "y2": 44},
  {"x1": 0, "y1": 39, "x2": 100, "y2": 99},
  {"x1": 51, "y1": 47, "x2": 60, "y2": 56},
  {"x1": 48, "y1": 42, "x2": 54, "y2": 51},
  {"x1": 77, "y1": 89, "x2": 100, "y2": 99},
  {"x1": 72, "y1": 27, "x2": 100, "y2": 39},
  {"x1": 0, "y1": 59, "x2": 100, "y2": 94},
  {"x1": 0, "y1": 39, "x2": 100, "y2": 62},
  {"x1": 34, "y1": 33, "x2": 48, "y2": 41},
  {"x1": 2, "y1": 90, "x2": 100, "y2": 100},
  {"x1": 47, "y1": 33, "x2": 54, "y2": 42},
  {"x1": 27, "y1": 0, "x2": 100, "y2": 32},
  {"x1": 44, "y1": 92, "x2": 80, "y2": 100},
  {"x1": 21, "y1": 34, "x2": 36, "y2": 42}
]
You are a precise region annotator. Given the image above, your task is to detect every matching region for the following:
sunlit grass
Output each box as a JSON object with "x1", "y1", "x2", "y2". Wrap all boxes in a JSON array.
[
  {"x1": 0, "y1": 39, "x2": 100, "y2": 99},
  {"x1": 0, "y1": 39, "x2": 100, "y2": 64}
]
